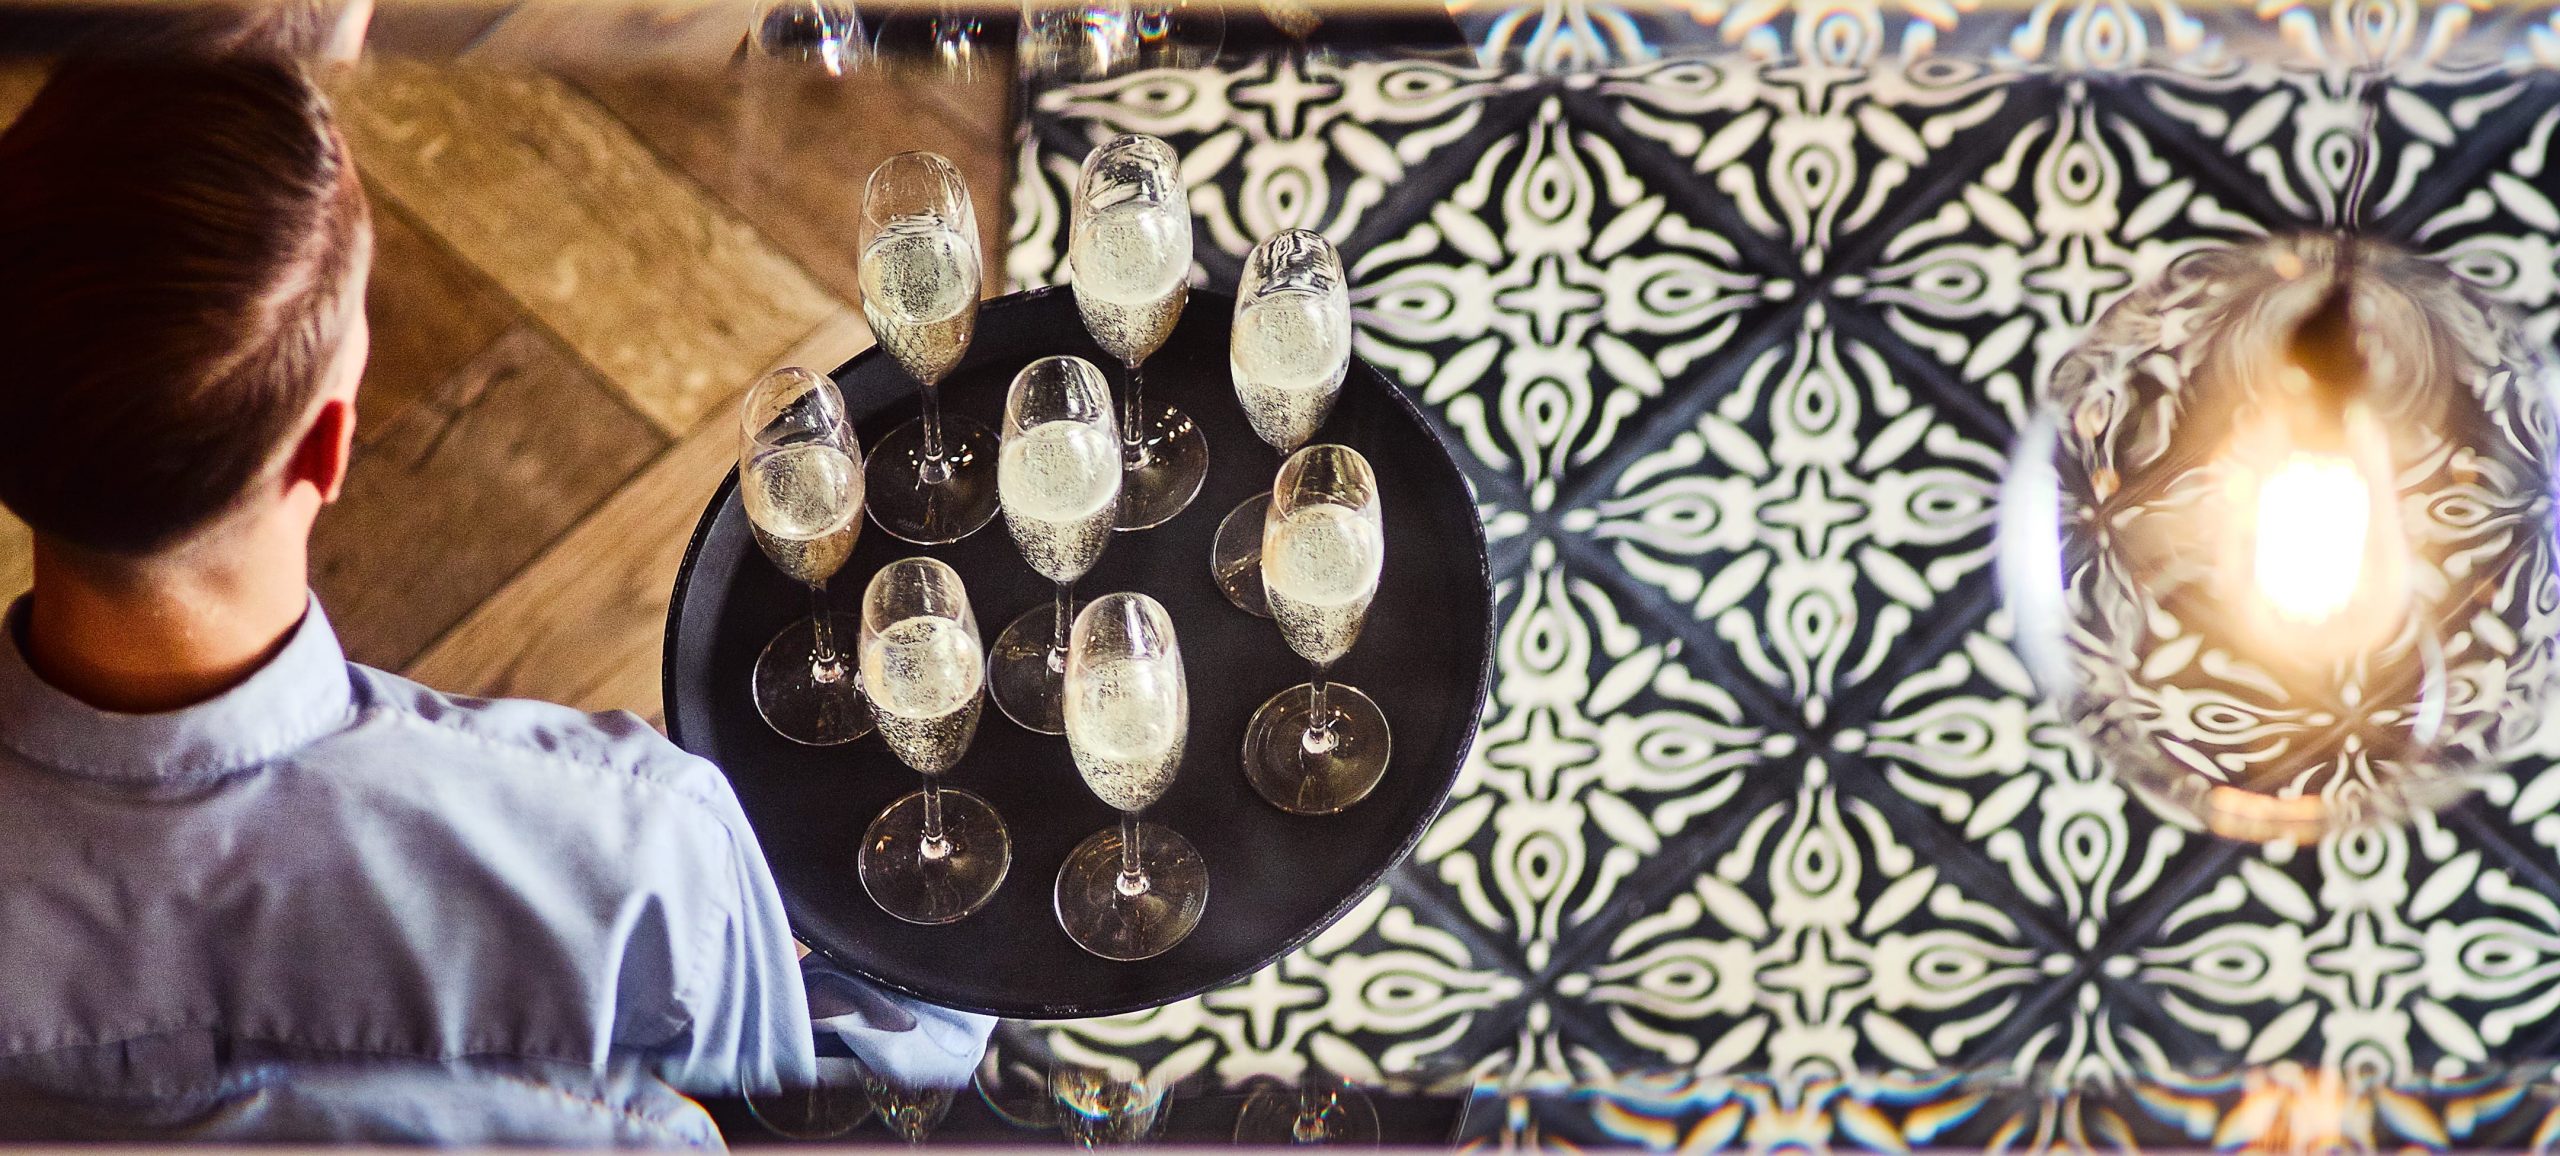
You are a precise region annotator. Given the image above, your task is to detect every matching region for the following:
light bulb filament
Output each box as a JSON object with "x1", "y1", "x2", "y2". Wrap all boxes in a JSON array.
[{"x1": 2252, "y1": 451, "x2": 2372, "y2": 624}]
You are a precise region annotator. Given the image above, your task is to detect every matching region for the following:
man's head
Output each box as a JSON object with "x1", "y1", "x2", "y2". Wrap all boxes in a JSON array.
[{"x1": 0, "y1": 58, "x2": 371, "y2": 564}]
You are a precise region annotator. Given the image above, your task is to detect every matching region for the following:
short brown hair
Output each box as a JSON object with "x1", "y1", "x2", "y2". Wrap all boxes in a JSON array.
[
  {"x1": 0, "y1": 58, "x2": 369, "y2": 555},
  {"x1": 0, "y1": 2, "x2": 343, "y2": 61}
]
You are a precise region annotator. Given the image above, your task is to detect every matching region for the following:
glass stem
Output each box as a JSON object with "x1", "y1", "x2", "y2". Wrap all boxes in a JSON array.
[
  {"x1": 1122, "y1": 360, "x2": 1151, "y2": 470},
  {"x1": 1049, "y1": 580, "x2": 1074, "y2": 673},
  {"x1": 920, "y1": 776, "x2": 950, "y2": 860},
  {"x1": 919, "y1": 382, "x2": 954, "y2": 486},
  {"x1": 809, "y1": 583, "x2": 843, "y2": 684},
  {"x1": 1115, "y1": 811, "x2": 1149, "y2": 896},
  {"x1": 1305, "y1": 662, "x2": 1337, "y2": 755}
]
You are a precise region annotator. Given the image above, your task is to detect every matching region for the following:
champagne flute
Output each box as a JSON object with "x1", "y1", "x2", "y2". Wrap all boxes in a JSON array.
[
  {"x1": 989, "y1": 356, "x2": 1123, "y2": 734},
  {"x1": 1056, "y1": 593, "x2": 1206, "y2": 960},
  {"x1": 742, "y1": 367, "x2": 872, "y2": 746},
  {"x1": 1069, "y1": 134, "x2": 1208, "y2": 531},
  {"x1": 861, "y1": 152, "x2": 999, "y2": 545},
  {"x1": 1210, "y1": 229, "x2": 1352, "y2": 617},
  {"x1": 857, "y1": 557, "x2": 1009, "y2": 924},
  {"x1": 1243, "y1": 444, "x2": 1389, "y2": 815}
]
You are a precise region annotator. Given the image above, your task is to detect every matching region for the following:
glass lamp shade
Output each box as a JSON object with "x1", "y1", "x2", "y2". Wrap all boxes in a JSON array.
[{"x1": 2001, "y1": 235, "x2": 2560, "y2": 842}]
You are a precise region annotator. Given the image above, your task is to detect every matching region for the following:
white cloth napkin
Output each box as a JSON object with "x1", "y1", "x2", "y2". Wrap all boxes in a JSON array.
[{"x1": 801, "y1": 956, "x2": 995, "y2": 1090}]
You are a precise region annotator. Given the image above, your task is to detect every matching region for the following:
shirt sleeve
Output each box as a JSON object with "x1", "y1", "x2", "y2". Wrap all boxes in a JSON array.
[{"x1": 648, "y1": 758, "x2": 819, "y2": 1097}]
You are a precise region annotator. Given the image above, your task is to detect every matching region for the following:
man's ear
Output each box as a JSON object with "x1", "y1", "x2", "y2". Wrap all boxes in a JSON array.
[{"x1": 284, "y1": 396, "x2": 356, "y2": 505}]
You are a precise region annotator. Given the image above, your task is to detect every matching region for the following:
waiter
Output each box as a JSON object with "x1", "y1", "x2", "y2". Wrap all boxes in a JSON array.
[{"x1": 0, "y1": 51, "x2": 986, "y2": 1143}]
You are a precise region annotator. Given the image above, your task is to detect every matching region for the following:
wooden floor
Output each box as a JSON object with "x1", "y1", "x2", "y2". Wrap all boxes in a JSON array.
[{"x1": 0, "y1": 30, "x2": 1017, "y2": 726}]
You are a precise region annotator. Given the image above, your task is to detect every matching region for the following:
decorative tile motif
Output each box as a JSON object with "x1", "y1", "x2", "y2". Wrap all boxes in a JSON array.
[
  {"x1": 1010, "y1": 7, "x2": 2560, "y2": 1097},
  {"x1": 1350, "y1": 95, "x2": 1782, "y2": 511},
  {"x1": 1445, "y1": 0, "x2": 2560, "y2": 77},
  {"x1": 1451, "y1": 1062, "x2": 2560, "y2": 1150}
]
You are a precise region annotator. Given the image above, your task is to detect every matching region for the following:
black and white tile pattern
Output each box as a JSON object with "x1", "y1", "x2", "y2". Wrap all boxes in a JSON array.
[{"x1": 1004, "y1": 4, "x2": 2560, "y2": 1095}]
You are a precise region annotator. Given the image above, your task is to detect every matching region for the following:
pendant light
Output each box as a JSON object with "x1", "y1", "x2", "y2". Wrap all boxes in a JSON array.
[{"x1": 2000, "y1": 79, "x2": 2560, "y2": 842}]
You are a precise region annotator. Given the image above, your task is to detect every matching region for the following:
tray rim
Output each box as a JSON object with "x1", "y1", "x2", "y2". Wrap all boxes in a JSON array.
[{"x1": 662, "y1": 283, "x2": 1497, "y2": 1018}]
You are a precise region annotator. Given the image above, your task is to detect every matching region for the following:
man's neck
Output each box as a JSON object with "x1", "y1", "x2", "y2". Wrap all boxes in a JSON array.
[{"x1": 21, "y1": 522, "x2": 312, "y2": 714}]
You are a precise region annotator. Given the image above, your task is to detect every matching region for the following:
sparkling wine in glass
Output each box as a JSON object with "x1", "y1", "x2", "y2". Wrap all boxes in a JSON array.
[
  {"x1": 1211, "y1": 229, "x2": 1351, "y2": 617},
  {"x1": 861, "y1": 152, "x2": 999, "y2": 545},
  {"x1": 1243, "y1": 444, "x2": 1389, "y2": 815},
  {"x1": 857, "y1": 557, "x2": 1009, "y2": 924},
  {"x1": 1056, "y1": 593, "x2": 1206, "y2": 960},
  {"x1": 989, "y1": 356, "x2": 1122, "y2": 734},
  {"x1": 1069, "y1": 134, "x2": 1207, "y2": 531},
  {"x1": 742, "y1": 367, "x2": 872, "y2": 746}
]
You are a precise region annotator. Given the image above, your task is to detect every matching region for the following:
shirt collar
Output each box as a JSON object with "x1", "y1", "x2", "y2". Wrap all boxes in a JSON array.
[{"x1": 0, "y1": 594, "x2": 356, "y2": 783}]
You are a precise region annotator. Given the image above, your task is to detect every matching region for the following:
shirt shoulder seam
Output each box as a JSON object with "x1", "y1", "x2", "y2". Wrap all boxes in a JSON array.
[{"x1": 354, "y1": 702, "x2": 731, "y2": 813}]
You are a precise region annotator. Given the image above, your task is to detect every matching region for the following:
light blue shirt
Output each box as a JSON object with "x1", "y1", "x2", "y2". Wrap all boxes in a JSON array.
[{"x1": 0, "y1": 595, "x2": 850, "y2": 1122}]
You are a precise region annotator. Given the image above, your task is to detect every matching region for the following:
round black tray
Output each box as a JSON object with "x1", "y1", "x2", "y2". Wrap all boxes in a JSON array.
[{"x1": 663, "y1": 286, "x2": 1494, "y2": 1019}]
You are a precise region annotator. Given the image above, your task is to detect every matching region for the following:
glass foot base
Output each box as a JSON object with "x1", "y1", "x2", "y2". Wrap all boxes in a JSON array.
[
  {"x1": 859, "y1": 788, "x2": 1010, "y2": 925},
  {"x1": 1054, "y1": 821, "x2": 1206, "y2": 961},
  {"x1": 754, "y1": 612, "x2": 872, "y2": 745},
  {"x1": 868, "y1": 414, "x2": 999, "y2": 545},
  {"x1": 1053, "y1": 1068, "x2": 1172, "y2": 1146},
  {"x1": 864, "y1": 1073, "x2": 957, "y2": 1143},
  {"x1": 745, "y1": 1056, "x2": 873, "y2": 1140},
  {"x1": 1210, "y1": 492, "x2": 1272, "y2": 617},
  {"x1": 1115, "y1": 403, "x2": 1207, "y2": 531},
  {"x1": 1243, "y1": 683, "x2": 1391, "y2": 815},
  {"x1": 1232, "y1": 1078, "x2": 1380, "y2": 1145},
  {"x1": 989, "y1": 601, "x2": 1067, "y2": 735}
]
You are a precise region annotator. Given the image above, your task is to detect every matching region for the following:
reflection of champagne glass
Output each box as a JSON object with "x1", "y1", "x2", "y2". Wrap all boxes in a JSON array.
[
  {"x1": 752, "y1": 0, "x2": 869, "y2": 75},
  {"x1": 860, "y1": 152, "x2": 999, "y2": 545},
  {"x1": 989, "y1": 356, "x2": 1122, "y2": 734},
  {"x1": 926, "y1": 3, "x2": 984, "y2": 78},
  {"x1": 866, "y1": 1064, "x2": 959, "y2": 1144},
  {"x1": 1211, "y1": 229, "x2": 1351, "y2": 617},
  {"x1": 1051, "y1": 1067, "x2": 1170, "y2": 1147},
  {"x1": 1231, "y1": 1074, "x2": 1379, "y2": 1146},
  {"x1": 1130, "y1": 0, "x2": 1223, "y2": 68},
  {"x1": 744, "y1": 1056, "x2": 873, "y2": 1140},
  {"x1": 1243, "y1": 445, "x2": 1390, "y2": 815},
  {"x1": 1070, "y1": 134, "x2": 1208, "y2": 532},
  {"x1": 1020, "y1": 0, "x2": 1137, "y2": 82},
  {"x1": 857, "y1": 558, "x2": 1009, "y2": 924},
  {"x1": 1056, "y1": 593, "x2": 1206, "y2": 961},
  {"x1": 742, "y1": 367, "x2": 873, "y2": 746},
  {"x1": 874, "y1": 1, "x2": 987, "y2": 83}
]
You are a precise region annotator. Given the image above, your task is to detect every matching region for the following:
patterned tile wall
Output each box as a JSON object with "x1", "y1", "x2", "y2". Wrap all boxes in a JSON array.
[{"x1": 1001, "y1": 3, "x2": 2560, "y2": 1093}]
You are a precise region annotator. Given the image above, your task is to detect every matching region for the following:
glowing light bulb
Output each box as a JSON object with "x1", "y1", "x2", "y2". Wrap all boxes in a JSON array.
[
  {"x1": 2218, "y1": 387, "x2": 2408, "y2": 663},
  {"x1": 2251, "y1": 451, "x2": 2370, "y2": 625},
  {"x1": 2002, "y1": 235, "x2": 2560, "y2": 841}
]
